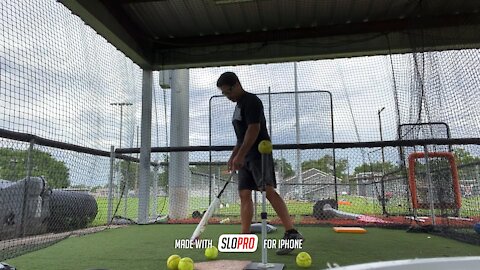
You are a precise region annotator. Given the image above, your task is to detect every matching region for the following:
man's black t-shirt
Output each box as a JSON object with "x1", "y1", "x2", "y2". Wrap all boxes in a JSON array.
[{"x1": 232, "y1": 92, "x2": 270, "y2": 161}]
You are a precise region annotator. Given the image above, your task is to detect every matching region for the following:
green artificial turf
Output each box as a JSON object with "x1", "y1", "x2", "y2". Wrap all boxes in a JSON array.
[{"x1": 7, "y1": 225, "x2": 480, "y2": 270}]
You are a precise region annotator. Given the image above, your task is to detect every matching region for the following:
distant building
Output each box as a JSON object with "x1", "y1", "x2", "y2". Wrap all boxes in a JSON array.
[
  {"x1": 353, "y1": 172, "x2": 382, "y2": 197},
  {"x1": 91, "y1": 188, "x2": 109, "y2": 197},
  {"x1": 190, "y1": 171, "x2": 239, "y2": 206},
  {"x1": 280, "y1": 168, "x2": 346, "y2": 201}
]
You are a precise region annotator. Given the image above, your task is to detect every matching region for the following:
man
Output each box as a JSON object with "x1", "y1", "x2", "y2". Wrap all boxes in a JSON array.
[{"x1": 217, "y1": 71, "x2": 304, "y2": 255}]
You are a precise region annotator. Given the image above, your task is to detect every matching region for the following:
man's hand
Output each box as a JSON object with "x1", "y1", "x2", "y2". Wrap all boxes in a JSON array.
[
  {"x1": 228, "y1": 145, "x2": 240, "y2": 172},
  {"x1": 232, "y1": 154, "x2": 246, "y2": 171},
  {"x1": 227, "y1": 157, "x2": 234, "y2": 172}
]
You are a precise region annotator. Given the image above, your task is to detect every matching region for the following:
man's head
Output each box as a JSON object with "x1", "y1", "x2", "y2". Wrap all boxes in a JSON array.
[{"x1": 217, "y1": 72, "x2": 243, "y2": 101}]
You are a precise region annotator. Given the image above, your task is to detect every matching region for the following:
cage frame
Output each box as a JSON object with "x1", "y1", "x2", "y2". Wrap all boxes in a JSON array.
[{"x1": 407, "y1": 151, "x2": 461, "y2": 210}]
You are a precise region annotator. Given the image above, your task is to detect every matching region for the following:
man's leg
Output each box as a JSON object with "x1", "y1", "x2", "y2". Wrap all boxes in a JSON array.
[
  {"x1": 265, "y1": 186, "x2": 293, "y2": 231},
  {"x1": 249, "y1": 156, "x2": 303, "y2": 255},
  {"x1": 239, "y1": 189, "x2": 253, "y2": 234},
  {"x1": 265, "y1": 186, "x2": 304, "y2": 255}
]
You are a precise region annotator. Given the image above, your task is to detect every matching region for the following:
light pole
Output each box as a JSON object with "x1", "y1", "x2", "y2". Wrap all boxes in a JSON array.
[
  {"x1": 110, "y1": 102, "x2": 133, "y2": 218},
  {"x1": 377, "y1": 107, "x2": 387, "y2": 215}
]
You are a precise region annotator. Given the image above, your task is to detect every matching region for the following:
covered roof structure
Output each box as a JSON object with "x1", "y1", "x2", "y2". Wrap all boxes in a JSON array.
[{"x1": 60, "y1": 0, "x2": 480, "y2": 69}]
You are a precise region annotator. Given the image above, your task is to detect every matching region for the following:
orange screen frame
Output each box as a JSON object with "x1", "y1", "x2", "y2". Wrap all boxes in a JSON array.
[{"x1": 408, "y1": 152, "x2": 461, "y2": 209}]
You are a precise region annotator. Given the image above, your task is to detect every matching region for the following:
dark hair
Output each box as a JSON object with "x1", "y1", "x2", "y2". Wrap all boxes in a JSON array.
[{"x1": 217, "y1": 72, "x2": 239, "y2": 87}]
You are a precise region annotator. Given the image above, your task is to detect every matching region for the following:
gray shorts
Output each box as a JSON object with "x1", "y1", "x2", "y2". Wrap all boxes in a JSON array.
[{"x1": 238, "y1": 155, "x2": 276, "y2": 191}]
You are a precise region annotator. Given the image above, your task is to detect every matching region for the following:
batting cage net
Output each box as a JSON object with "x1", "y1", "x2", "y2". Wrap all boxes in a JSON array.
[{"x1": 1, "y1": 0, "x2": 480, "y2": 263}]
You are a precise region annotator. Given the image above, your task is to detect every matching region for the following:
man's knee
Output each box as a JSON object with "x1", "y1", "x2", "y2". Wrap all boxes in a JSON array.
[
  {"x1": 265, "y1": 186, "x2": 281, "y2": 201},
  {"x1": 239, "y1": 189, "x2": 252, "y2": 202}
]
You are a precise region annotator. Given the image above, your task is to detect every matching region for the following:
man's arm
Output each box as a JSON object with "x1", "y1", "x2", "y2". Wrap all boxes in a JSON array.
[
  {"x1": 232, "y1": 123, "x2": 260, "y2": 170},
  {"x1": 228, "y1": 144, "x2": 240, "y2": 171}
]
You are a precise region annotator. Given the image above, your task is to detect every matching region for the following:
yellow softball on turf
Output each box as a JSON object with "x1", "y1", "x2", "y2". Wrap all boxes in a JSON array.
[
  {"x1": 166, "y1": 254, "x2": 181, "y2": 270},
  {"x1": 296, "y1": 252, "x2": 312, "y2": 268},
  {"x1": 258, "y1": 140, "x2": 273, "y2": 154},
  {"x1": 205, "y1": 246, "x2": 218, "y2": 260},
  {"x1": 178, "y1": 257, "x2": 194, "y2": 270}
]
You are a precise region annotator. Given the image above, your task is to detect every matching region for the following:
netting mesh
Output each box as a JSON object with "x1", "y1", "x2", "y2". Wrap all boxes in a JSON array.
[
  {"x1": 0, "y1": 0, "x2": 152, "y2": 260},
  {"x1": 392, "y1": 50, "x2": 480, "y2": 135},
  {"x1": 1, "y1": 0, "x2": 480, "y2": 264},
  {"x1": 1, "y1": 1, "x2": 140, "y2": 146}
]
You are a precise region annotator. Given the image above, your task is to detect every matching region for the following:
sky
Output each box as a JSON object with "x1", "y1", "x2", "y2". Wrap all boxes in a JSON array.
[{"x1": 1, "y1": 1, "x2": 480, "y2": 187}]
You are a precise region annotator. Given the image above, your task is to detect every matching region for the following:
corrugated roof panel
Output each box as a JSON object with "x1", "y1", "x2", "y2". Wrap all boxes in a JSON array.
[
  {"x1": 277, "y1": 0, "x2": 297, "y2": 29},
  {"x1": 425, "y1": 0, "x2": 480, "y2": 16},
  {"x1": 179, "y1": 1, "x2": 215, "y2": 36},
  {"x1": 126, "y1": 0, "x2": 476, "y2": 39},
  {"x1": 257, "y1": 0, "x2": 280, "y2": 30},
  {"x1": 346, "y1": 0, "x2": 373, "y2": 23},
  {"x1": 126, "y1": 4, "x2": 168, "y2": 38},
  {"x1": 60, "y1": 0, "x2": 480, "y2": 68},
  {"x1": 314, "y1": 0, "x2": 336, "y2": 25},
  {"x1": 330, "y1": 0, "x2": 352, "y2": 24},
  {"x1": 125, "y1": 5, "x2": 154, "y2": 37},
  {"x1": 240, "y1": 0, "x2": 263, "y2": 32},
  {"x1": 366, "y1": 0, "x2": 393, "y2": 22},
  {"x1": 121, "y1": 0, "x2": 480, "y2": 39},
  {"x1": 295, "y1": 0, "x2": 318, "y2": 27},
  {"x1": 215, "y1": 1, "x2": 254, "y2": 33},
  {"x1": 201, "y1": 1, "x2": 234, "y2": 35},
  {"x1": 165, "y1": 1, "x2": 201, "y2": 37},
  {"x1": 126, "y1": 2, "x2": 178, "y2": 38},
  {"x1": 129, "y1": 1, "x2": 200, "y2": 38}
]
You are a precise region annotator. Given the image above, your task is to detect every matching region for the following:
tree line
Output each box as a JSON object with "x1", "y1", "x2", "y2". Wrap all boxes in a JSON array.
[
  {"x1": 2, "y1": 147, "x2": 477, "y2": 191},
  {"x1": 0, "y1": 148, "x2": 69, "y2": 188}
]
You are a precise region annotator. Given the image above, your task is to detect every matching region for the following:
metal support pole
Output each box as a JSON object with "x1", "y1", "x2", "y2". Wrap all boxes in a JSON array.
[
  {"x1": 378, "y1": 107, "x2": 387, "y2": 215},
  {"x1": 208, "y1": 96, "x2": 214, "y2": 206},
  {"x1": 120, "y1": 106, "x2": 124, "y2": 148},
  {"x1": 294, "y1": 62, "x2": 303, "y2": 200},
  {"x1": 138, "y1": 70, "x2": 153, "y2": 224},
  {"x1": 20, "y1": 140, "x2": 35, "y2": 237},
  {"x1": 168, "y1": 69, "x2": 190, "y2": 219},
  {"x1": 122, "y1": 106, "x2": 127, "y2": 218},
  {"x1": 253, "y1": 191, "x2": 258, "y2": 222},
  {"x1": 260, "y1": 153, "x2": 268, "y2": 267},
  {"x1": 123, "y1": 162, "x2": 129, "y2": 218},
  {"x1": 110, "y1": 102, "x2": 132, "y2": 218},
  {"x1": 151, "y1": 163, "x2": 159, "y2": 219},
  {"x1": 424, "y1": 145, "x2": 436, "y2": 226},
  {"x1": 135, "y1": 125, "x2": 139, "y2": 192},
  {"x1": 328, "y1": 92, "x2": 338, "y2": 203},
  {"x1": 107, "y1": 145, "x2": 115, "y2": 223}
]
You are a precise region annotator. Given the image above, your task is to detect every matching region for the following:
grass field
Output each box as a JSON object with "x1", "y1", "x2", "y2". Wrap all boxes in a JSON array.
[
  {"x1": 6, "y1": 224, "x2": 480, "y2": 270},
  {"x1": 93, "y1": 195, "x2": 480, "y2": 226}
]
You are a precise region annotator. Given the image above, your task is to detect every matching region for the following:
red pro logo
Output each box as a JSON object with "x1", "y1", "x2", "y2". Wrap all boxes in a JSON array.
[{"x1": 218, "y1": 234, "x2": 258, "y2": 252}]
